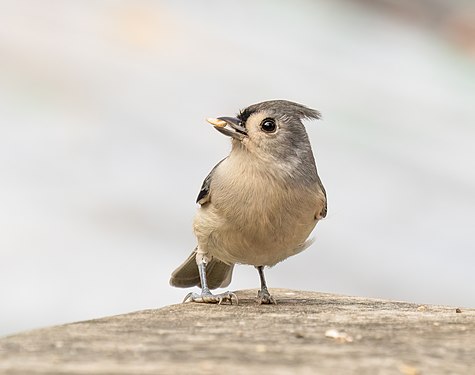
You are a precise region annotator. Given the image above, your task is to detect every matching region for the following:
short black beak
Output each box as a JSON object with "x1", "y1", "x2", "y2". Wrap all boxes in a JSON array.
[{"x1": 207, "y1": 117, "x2": 247, "y2": 140}]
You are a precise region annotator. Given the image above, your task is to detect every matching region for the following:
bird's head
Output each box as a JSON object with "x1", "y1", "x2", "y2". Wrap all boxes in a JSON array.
[{"x1": 207, "y1": 100, "x2": 321, "y2": 164}]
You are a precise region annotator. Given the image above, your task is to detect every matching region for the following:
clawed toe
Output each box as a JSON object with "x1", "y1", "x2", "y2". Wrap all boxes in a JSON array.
[
  {"x1": 217, "y1": 292, "x2": 238, "y2": 305},
  {"x1": 257, "y1": 289, "x2": 277, "y2": 305},
  {"x1": 183, "y1": 291, "x2": 238, "y2": 305}
]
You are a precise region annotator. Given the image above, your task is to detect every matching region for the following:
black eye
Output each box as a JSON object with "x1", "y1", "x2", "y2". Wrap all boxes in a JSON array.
[{"x1": 260, "y1": 118, "x2": 276, "y2": 133}]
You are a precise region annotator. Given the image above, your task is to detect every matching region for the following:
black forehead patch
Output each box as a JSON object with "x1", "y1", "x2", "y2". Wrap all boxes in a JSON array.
[
  {"x1": 237, "y1": 107, "x2": 255, "y2": 124},
  {"x1": 237, "y1": 100, "x2": 321, "y2": 125}
]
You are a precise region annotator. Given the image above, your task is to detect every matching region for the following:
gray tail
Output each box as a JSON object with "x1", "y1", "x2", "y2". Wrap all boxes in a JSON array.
[{"x1": 169, "y1": 248, "x2": 234, "y2": 290}]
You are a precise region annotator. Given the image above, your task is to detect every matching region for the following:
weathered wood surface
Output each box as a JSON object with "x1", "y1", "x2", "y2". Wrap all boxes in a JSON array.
[{"x1": 0, "y1": 289, "x2": 474, "y2": 374}]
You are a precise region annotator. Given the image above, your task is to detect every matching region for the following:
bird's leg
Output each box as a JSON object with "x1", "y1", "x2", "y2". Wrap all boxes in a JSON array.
[
  {"x1": 256, "y1": 266, "x2": 276, "y2": 304},
  {"x1": 183, "y1": 256, "x2": 238, "y2": 305}
]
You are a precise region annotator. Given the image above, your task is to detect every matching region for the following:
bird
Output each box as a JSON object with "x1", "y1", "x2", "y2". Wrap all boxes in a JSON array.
[{"x1": 169, "y1": 100, "x2": 327, "y2": 305}]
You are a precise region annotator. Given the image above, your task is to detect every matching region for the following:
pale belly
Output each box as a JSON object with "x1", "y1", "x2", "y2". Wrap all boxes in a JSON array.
[
  {"x1": 194, "y1": 195, "x2": 320, "y2": 266},
  {"x1": 210, "y1": 219, "x2": 318, "y2": 266},
  {"x1": 193, "y1": 154, "x2": 325, "y2": 266}
]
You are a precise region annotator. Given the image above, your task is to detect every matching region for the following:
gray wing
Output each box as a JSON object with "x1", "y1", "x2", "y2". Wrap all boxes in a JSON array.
[
  {"x1": 196, "y1": 158, "x2": 226, "y2": 205},
  {"x1": 315, "y1": 172, "x2": 327, "y2": 219},
  {"x1": 318, "y1": 176, "x2": 327, "y2": 218}
]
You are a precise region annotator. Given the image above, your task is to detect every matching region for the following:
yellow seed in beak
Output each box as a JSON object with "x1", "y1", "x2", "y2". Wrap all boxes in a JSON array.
[{"x1": 206, "y1": 118, "x2": 227, "y2": 128}]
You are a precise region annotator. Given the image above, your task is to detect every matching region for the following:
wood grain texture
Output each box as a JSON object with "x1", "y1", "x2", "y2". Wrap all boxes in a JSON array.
[{"x1": 1, "y1": 289, "x2": 474, "y2": 375}]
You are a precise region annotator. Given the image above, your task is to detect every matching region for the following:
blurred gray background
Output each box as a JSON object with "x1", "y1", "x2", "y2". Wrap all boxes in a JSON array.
[{"x1": 1, "y1": 0, "x2": 475, "y2": 337}]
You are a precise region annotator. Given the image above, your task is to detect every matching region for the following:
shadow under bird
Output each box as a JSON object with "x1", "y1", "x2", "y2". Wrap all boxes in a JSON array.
[{"x1": 170, "y1": 100, "x2": 327, "y2": 304}]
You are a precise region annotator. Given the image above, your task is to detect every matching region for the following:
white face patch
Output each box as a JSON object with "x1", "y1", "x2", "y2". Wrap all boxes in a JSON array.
[
  {"x1": 242, "y1": 111, "x2": 281, "y2": 155},
  {"x1": 245, "y1": 111, "x2": 277, "y2": 137},
  {"x1": 234, "y1": 111, "x2": 302, "y2": 178}
]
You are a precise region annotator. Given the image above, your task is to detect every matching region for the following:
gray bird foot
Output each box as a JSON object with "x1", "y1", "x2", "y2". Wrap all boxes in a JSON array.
[
  {"x1": 183, "y1": 291, "x2": 239, "y2": 305},
  {"x1": 257, "y1": 289, "x2": 277, "y2": 305}
]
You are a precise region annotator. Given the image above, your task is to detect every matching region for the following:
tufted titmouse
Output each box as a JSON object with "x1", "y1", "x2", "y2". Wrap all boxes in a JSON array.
[{"x1": 170, "y1": 100, "x2": 327, "y2": 304}]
